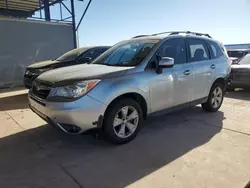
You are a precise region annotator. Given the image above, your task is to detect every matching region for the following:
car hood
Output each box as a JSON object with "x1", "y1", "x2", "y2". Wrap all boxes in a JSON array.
[
  {"x1": 37, "y1": 64, "x2": 134, "y2": 85},
  {"x1": 27, "y1": 60, "x2": 60, "y2": 69}
]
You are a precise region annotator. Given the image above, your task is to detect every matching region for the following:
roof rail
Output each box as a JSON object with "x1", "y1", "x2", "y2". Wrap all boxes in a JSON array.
[
  {"x1": 132, "y1": 31, "x2": 212, "y2": 39},
  {"x1": 132, "y1": 35, "x2": 150, "y2": 38}
]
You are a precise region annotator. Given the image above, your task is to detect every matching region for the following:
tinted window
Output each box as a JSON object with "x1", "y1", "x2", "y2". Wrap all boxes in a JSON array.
[
  {"x1": 187, "y1": 38, "x2": 209, "y2": 62},
  {"x1": 158, "y1": 38, "x2": 187, "y2": 64},
  {"x1": 206, "y1": 40, "x2": 223, "y2": 59}
]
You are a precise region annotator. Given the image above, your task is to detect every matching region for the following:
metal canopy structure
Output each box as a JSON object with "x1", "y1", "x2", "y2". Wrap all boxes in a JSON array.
[
  {"x1": 0, "y1": 0, "x2": 61, "y2": 18},
  {"x1": 0, "y1": 0, "x2": 93, "y2": 48}
]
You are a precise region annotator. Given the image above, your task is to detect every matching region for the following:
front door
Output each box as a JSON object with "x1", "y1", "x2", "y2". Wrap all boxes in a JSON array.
[{"x1": 148, "y1": 37, "x2": 193, "y2": 113}]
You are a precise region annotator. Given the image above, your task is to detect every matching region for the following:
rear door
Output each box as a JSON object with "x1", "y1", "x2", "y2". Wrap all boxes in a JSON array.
[
  {"x1": 186, "y1": 38, "x2": 211, "y2": 101},
  {"x1": 206, "y1": 39, "x2": 226, "y2": 80}
]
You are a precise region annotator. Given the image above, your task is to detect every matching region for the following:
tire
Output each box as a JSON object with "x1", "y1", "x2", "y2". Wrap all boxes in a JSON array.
[
  {"x1": 202, "y1": 82, "x2": 224, "y2": 112},
  {"x1": 103, "y1": 98, "x2": 143, "y2": 144}
]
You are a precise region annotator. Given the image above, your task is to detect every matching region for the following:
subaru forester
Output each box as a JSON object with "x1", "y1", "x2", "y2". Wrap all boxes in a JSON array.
[{"x1": 29, "y1": 31, "x2": 231, "y2": 144}]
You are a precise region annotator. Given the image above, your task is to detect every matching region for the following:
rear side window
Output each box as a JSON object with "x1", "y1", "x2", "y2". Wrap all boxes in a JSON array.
[
  {"x1": 187, "y1": 38, "x2": 209, "y2": 62},
  {"x1": 206, "y1": 40, "x2": 224, "y2": 59}
]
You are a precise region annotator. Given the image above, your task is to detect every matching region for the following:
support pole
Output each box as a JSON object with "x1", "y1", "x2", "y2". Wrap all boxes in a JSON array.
[
  {"x1": 70, "y1": 0, "x2": 77, "y2": 48},
  {"x1": 5, "y1": 0, "x2": 8, "y2": 8},
  {"x1": 76, "y1": 0, "x2": 92, "y2": 31},
  {"x1": 44, "y1": 0, "x2": 50, "y2": 21},
  {"x1": 39, "y1": 0, "x2": 42, "y2": 18},
  {"x1": 60, "y1": 2, "x2": 62, "y2": 20}
]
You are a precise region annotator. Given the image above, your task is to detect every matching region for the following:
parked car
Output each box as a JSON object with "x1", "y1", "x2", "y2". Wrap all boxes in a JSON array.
[
  {"x1": 227, "y1": 49, "x2": 250, "y2": 64},
  {"x1": 29, "y1": 31, "x2": 230, "y2": 144},
  {"x1": 228, "y1": 53, "x2": 250, "y2": 90},
  {"x1": 228, "y1": 57, "x2": 238, "y2": 65},
  {"x1": 23, "y1": 46, "x2": 110, "y2": 88}
]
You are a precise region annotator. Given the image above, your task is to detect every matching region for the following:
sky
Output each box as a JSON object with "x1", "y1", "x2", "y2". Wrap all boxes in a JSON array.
[{"x1": 46, "y1": 0, "x2": 250, "y2": 46}]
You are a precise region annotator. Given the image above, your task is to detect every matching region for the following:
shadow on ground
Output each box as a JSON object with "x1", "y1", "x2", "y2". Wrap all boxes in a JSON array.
[
  {"x1": 225, "y1": 90, "x2": 250, "y2": 101},
  {"x1": 0, "y1": 93, "x2": 28, "y2": 111},
  {"x1": 0, "y1": 107, "x2": 224, "y2": 188}
]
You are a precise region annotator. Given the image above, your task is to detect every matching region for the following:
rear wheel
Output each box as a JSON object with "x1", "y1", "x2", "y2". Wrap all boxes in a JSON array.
[
  {"x1": 103, "y1": 98, "x2": 143, "y2": 144},
  {"x1": 202, "y1": 83, "x2": 224, "y2": 112}
]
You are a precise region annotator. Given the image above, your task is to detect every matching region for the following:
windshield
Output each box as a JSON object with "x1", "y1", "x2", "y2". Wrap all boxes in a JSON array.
[
  {"x1": 92, "y1": 40, "x2": 159, "y2": 67},
  {"x1": 227, "y1": 50, "x2": 247, "y2": 58},
  {"x1": 56, "y1": 48, "x2": 89, "y2": 61},
  {"x1": 237, "y1": 54, "x2": 250, "y2": 65}
]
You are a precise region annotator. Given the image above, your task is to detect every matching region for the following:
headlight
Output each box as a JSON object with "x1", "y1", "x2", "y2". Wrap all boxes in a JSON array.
[{"x1": 51, "y1": 80, "x2": 100, "y2": 98}]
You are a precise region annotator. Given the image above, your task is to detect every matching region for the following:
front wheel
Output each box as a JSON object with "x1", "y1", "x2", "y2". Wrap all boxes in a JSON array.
[
  {"x1": 202, "y1": 83, "x2": 224, "y2": 112},
  {"x1": 103, "y1": 98, "x2": 143, "y2": 144}
]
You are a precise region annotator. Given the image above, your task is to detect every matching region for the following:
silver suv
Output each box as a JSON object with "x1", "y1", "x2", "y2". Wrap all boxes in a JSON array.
[{"x1": 29, "y1": 31, "x2": 231, "y2": 144}]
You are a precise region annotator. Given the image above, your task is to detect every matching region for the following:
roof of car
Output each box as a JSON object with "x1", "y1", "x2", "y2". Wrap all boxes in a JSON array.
[
  {"x1": 131, "y1": 34, "x2": 212, "y2": 40},
  {"x1": 71, "y1": 46, "x2": 110, "y2": 54},
  {"x1": 129, "y1": 35, "x2": 222, "y2": 46},
  {"x1": 227, "y1": 49, "x2": 250, "y2": 52},
  {"x1": 129, "y1": 31, "x2": 217, "y2": 42},
  {"x1": 63, "y1": 46, "x2": 111, "y2": 57},
  {"x1": 78, "y1": 46, "x2": 111, "y2": 50}
]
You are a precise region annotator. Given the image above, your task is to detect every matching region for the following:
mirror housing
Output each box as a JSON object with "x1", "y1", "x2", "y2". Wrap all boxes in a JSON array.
[{"x1": 159, "y1": 57, "x2": 174, "y2": 68}]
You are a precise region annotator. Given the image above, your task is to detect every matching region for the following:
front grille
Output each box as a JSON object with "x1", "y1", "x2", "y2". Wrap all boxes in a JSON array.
[{"x1": 32, "y1": 80, "x2": 52, "y2": 99}]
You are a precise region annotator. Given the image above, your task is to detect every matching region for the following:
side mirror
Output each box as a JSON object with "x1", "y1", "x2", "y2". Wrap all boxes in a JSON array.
[{"x1": 159, "y1": 57, "x2": 174, "y2": 68}]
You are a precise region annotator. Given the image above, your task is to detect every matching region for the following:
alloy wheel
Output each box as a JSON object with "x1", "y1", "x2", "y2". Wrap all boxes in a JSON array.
[
  {"x1": 211, "y1": 87, "x2": 223, "y2": 108},
  {"x1": 113, "y1": 106, "x2": 139, "y2": 138}
]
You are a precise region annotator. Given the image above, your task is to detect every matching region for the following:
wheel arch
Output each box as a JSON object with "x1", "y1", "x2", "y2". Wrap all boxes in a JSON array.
[
  {"x1": 103, "y1": 92, "x2": 148, "y2": 127},
  {"x1": 212, "y1": 77, "x2": 227, "y2": 91}
]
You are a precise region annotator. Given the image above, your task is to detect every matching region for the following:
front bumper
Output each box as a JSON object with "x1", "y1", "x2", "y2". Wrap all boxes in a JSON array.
[{"x1": 28, "y1": 91, "x2": 107, "y2": 134}]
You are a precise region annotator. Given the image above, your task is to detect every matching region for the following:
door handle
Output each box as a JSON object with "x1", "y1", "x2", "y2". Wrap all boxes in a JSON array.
[
  {"x1": 210, "y1": 64, "x2": 216, "y2": 69},
  {"x1": 184, "y1": 70, "x2": 191, "y2": 75}
]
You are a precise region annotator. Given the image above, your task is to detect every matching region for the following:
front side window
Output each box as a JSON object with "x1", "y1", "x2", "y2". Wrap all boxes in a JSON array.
[
  {"x1": 206, "y1": 40, "x2": 224, "y2": 59},
  {"x1": 187, "y1": 38, "x2": 209, "y2": 62},
  {"x1": 157, "y1": 38, "x2": 187, "y2": 64},
  {"x1": 92, "y1": 40, "x2": 159, "y2": 67}
]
